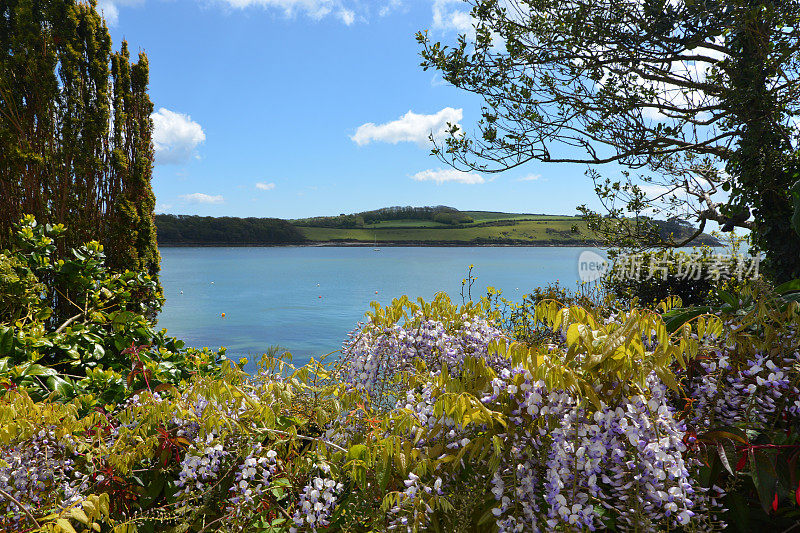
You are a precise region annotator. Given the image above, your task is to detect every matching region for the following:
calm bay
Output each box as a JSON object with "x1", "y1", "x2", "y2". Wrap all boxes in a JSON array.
[{"x1": 157, "y1": 246, "x2": 603, "y2": 370}]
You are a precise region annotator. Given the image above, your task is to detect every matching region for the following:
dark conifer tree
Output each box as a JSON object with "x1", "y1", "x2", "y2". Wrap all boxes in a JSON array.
[{"x1": 0, "y1": 0, "x2": 160, "y2": 291}]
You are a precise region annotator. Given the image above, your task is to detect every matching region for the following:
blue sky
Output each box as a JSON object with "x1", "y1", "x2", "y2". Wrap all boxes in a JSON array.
[{"x1": 103, "y1": 0, "x2": 604, "y2": 219}]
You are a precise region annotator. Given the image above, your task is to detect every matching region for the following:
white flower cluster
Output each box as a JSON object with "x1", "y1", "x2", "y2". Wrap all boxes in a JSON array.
[
  {"x1": 387, "y1": 471, "x2": 444, "y2": 531},
  {"x1": 486, "y1": 371, "x2": 700, "y2": 532},
  {"x1": 175, "y1": 432, "x2": 230, "y2": 495},
  {"x1": 290, "y1": 471, "x2": 344, "y2": 532},
  {"x1": 341, "y1": 313, "x2": 507, "y2": 398},
  {"x1": 688, "y1": 350, "x2": 799, "y2": 429},
  {"x1": 0, "y1": 428, "x2": 85, "y2": 529},
  {"x1": 228, "y1": 446, "x2": 278, "y2": 510}
]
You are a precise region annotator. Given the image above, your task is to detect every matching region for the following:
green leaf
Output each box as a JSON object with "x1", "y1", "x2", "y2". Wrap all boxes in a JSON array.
[
  {"x1": 716, "y1": 290, "x2": 736, "y2": 307},
  {"x1": 20, "y1": 363, "x2": 58, "y2": 377},
  {"x1": 774, "y1": 278, "x2": 800, "y2": 295},
  {"x1": 70, "y1": 508, "x2": 90, "y2": 525},
  {"x1": 347, "y1": 444, "x2": 368, "y2": 461},
  {"x1": 139, "y1": 475, "x2": 166, "y2": 508},
  {"x1": 752, "y1": 450, "x2": 778, "y2": 514},
  {"x1": 55, "y1": 518, "x2": 78, "y2": 533},
  {"x1": 663, "y1": 307, "x2": 712, "y2": 333},
  {"x1": 47, "y1": 375, "x2": 74, "y2": 398},
  {"x1": 566, "y1": 323, "x2": 581, "y2": 346},
  {"x1": 0, "y1": 326, "x2": 13, "y2": 356}
]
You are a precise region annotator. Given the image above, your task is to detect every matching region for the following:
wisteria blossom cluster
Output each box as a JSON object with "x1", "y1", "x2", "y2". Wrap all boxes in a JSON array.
[
  {"x1": 389, "y1": 362, "x2": 715, "y2": 531},
  {"x1": 343, "y1": 299, "x2": 724, "y2": 532},
  {"x1": 488, "y1": 373, "x2": 701, "y2": 532},
  {"x1": 175, "y1": 432, "x2": 231, "y2": 496},
  {"x1": 290, "y1": 468, "x2": 344, "y2": 532},
  {"x1": 688, "y1": 349, "x2": 800, "y2": 430},
  {"x1": 0, "y1": 428, "x2": 86, "y2": 529},
  {"x1": 340, "y1": 310, "x2": 507, "y2": 401},
  {"x1": 229, "y1": 446, "x2": 278, "y2": 507}
]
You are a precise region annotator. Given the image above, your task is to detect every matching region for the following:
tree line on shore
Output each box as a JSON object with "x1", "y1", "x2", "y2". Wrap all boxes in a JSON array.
[{"x1": 155, "y1": 214, "x2": 306, "y2": 245}]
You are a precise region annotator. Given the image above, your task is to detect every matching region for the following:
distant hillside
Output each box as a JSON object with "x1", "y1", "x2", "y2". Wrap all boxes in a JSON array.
[
  {"x1": 156, "y1": 208, "x2": 720, "y2": 247},
  {"x1": 156, "y1": 215, "x2": 306, "y2": 246},
  {"x1": 292, "y1": 207, "x2": 719, "y2": 246},
  {"x1": 292, "y1": 205, "x2": 475, "y2": 228}
]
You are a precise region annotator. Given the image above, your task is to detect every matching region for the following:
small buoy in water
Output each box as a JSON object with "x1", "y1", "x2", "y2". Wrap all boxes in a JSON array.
[
  {"x1": 180, "y1": 290, "x2": 183, "y2": 294},
  {"x1": 375, "y1": 290, "x2": 378, "y2": 294},
  {"x1": 318, "y1": 295, "x2": 322, "y2": 299},
  {"x1": 221, "y1": 312, "x2": 226, "y2": 318},
  {"x1": 211, "y1": 281, "x2": 215, "y2": 284},
  {"x1": 316, "y1": 283, "x2": 320, "y2": 287}
]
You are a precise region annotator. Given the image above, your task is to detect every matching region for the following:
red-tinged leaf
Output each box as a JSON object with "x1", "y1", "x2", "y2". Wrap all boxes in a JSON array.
[
  {"x1": 698, "y1": 428, "x2": 749, "y2": 444},
  {"x1": 796, "y1": 479, "x2": 800, "y2": 507},
  {"x1": 735, "y1": 452, "x2": 748, "y2": 472},
  {"x1": 773, "y1": 492, "x2": 779, "y2": 512}
]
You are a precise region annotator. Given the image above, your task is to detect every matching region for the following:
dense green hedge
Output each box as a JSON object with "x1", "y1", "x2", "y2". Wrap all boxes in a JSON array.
[{"x1": 602, "y1": 247, "x2": 758, "y2": 307}]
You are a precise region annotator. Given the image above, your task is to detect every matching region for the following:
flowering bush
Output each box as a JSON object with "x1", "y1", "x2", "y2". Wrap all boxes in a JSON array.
[{"x1": 2, "y1": 227, "x2": 800, "y2": 531}]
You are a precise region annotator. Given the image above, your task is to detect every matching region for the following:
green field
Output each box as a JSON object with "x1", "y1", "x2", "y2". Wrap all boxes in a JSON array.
[
  {"x1": 288, "y1": 209, "x2": 718, "y2": 246},
  {"x1": 299, "y1": 216, "x2": 596, "y2": 244},
  {"x1": 461, "y1": 211, "x2": 578, "y2": 223},
  {"x1": 367, "y1": 219, "x2": 451, "y2": 228}
]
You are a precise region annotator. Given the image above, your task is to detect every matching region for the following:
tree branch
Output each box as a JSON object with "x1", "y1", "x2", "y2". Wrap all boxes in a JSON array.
[
  {"x1": 54, "y1": 313, "x2": 83, "y2": 334},
  {"x1": 0, "y1": 487, "x2": 40, "y2": 529}
]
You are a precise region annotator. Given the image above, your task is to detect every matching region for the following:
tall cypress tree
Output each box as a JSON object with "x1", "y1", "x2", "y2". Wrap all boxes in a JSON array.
[{"x1": 0, "y1": 0, "x2": 160, "y2": 292}]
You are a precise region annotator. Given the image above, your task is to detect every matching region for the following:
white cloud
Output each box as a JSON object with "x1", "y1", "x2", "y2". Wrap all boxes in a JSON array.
[
  {"x1": 256, "y1": 182, "x2": 276, "y2": 190},
  {"x1": 517, "y1": 174, "x2": 541, "y2": 182},
  {"x1": 97, "y1": 0, "x2": 142, "y2": 25},
  {"x1": 97, "y1": 1, "x2": 120, "y2": 24},
  {"x1": 219, "y1": 0, "x2": 330, "y2": 15},
  {"x1": 338, "y1": 8, "x2": 355, "y2": 24},
  {"x1": 432, "y1": 0, "x2": 473, "y2": 33},
  {"x1": 411, "y1": 168, "x2": 484, "y2": 185},
  {"x1": 351, "y1": 107, "x2": 462, "y2": 146},
  {"x1": 214, "y1": 0, "x2": 360, "y2": 24},
  {"x1": 155, "y1": 203, "x2": 173, "y2": 213},
  {"x1": 379, "y1": 0, "x2": 403, "y2": 16},
  {"x1": 180, "y1": 193, "x2": 224, "y2": 204},
  {"x1": 151, "y1": 108, "x2": 206, "y2": 165},
  {"x1": 98, "y1": 0, "x2": 366, "y2": 25}
]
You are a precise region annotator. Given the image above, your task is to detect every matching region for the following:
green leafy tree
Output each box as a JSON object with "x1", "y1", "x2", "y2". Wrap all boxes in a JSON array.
[
  {"x1": 0, "y1": 216, "x2": 224, "y2": 404},
  {"x1": 418, "y1": 0, "x2": 800, "y2": 281},
  {"x1": 0, "y1": 0, "x2": 160, "y2": 300}
]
